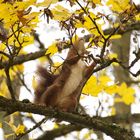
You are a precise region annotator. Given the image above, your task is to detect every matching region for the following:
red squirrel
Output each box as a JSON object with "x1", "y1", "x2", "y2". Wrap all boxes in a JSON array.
[{"x1": 34, "y1": 37, "x2": 96, "y2": 112}]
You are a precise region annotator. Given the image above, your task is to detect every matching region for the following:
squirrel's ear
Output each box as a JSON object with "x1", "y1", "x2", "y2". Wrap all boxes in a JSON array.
[{"x1": 66, "y1": 37, "x2": 87, "y2": 59}]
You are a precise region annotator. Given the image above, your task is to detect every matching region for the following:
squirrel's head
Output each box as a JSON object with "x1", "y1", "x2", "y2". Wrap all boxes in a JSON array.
[{"x1": 73, "y1": 38, "x2": 89, "y2": 56}]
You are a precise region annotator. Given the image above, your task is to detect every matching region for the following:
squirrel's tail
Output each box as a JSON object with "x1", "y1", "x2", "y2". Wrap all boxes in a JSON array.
[{"x1": 34, "y1": 66, "x2": 58, "y2": 103}]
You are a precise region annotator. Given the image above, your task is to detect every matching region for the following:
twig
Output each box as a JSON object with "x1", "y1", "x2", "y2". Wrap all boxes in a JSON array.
[
  {"x1": 0, "y1": 51, "x2": 11, "y2": 58},
  {"x1": 17, "y1": 73, "x2": 32, "y2": 93},
  {"x1": 14, "y1": 117, "x2": 47, "y2": 140},
  {"x1": 103, "y1": 21, "x2": 140, "y2": 35},
  {"x1": 75, "y1": 0, "x2": 105, "y2": 40},
  {"x1": 7, "y1": 19, "x2": 32, "y2": 40},
  {"x1": 115, "y1": 59, "x2": 140, "y2": 77},
  {"x1": 128, "y1": 49, "x2": 140, "y2": 69},
  {"x1": 100, "y1": 26, "x2": 120, "y2": 59},
  {"x1": 5, "y1": 66, "x2": 16, "y2": 100},
  {"x1": 35, "y1": 124, "x2": 83, "y2": 140}
]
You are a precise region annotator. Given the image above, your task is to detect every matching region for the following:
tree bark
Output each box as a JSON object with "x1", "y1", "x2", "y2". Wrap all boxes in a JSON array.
[{"x1": 111, "y1": 31, "x2": 132, "y2": 129}]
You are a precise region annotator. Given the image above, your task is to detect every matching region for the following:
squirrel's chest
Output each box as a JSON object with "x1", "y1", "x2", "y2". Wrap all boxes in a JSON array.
[{"x1": 60, "y1": 59, "x2": 86, "y2": 96}]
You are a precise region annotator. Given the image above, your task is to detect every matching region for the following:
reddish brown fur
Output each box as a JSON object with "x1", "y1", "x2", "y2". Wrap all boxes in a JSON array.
[
  {"x1": 34, "y1": 66, "x2": 58, "y2": 103},
  {"x1": 34, "y1": 38, "x2": 96, "y2": 112}
]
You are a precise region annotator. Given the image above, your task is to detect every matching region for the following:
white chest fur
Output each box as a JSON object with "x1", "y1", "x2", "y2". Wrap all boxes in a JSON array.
[{"x1": 60, "y1": 59, "x2": 86, "y2": 97}]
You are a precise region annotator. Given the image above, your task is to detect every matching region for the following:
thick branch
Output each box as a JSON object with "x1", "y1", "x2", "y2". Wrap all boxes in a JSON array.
[
  {"x1": 103, "y1": 114, "x2": 140, "y2": 124},
  {"x1": 0, "y1": 49, "x2": 47, "y2": 69},
  {"x1": 0, "y1": 96, "x2": 138, "y2": 140},
  {"x1": 103, "y1": 21, "x2": 140, "y2": 35}
]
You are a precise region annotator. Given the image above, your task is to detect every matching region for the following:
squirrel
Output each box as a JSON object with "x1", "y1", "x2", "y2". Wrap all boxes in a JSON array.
[{"x1": 34, "y1": 37, "x2": 97, "y2": 112}]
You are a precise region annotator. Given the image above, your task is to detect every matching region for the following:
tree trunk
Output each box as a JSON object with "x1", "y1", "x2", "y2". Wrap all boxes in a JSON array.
[{"x1": 111, "y1": 31, "x2": 132, "y2": 129}]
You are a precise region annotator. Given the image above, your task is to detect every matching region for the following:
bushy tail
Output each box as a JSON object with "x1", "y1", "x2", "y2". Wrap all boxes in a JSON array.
[{"x1": 34, "y1": 66, "x2": 58, "y2": 103}]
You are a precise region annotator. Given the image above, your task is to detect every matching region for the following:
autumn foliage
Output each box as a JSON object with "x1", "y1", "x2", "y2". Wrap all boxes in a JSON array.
[{"x1": 0, "y1": 0, "x2": 140, "y2": 139}]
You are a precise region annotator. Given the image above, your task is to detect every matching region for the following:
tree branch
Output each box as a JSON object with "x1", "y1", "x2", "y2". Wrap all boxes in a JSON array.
[
  {"x1": 0, "y1": 96, "x2": 138, "y2": 140},
  {"x1": 36, "y1": 113, "x2": 140, "y2": 140},
  {"x1": 0, "y1": 49, "x2": 47, "y2": 69},
  {"x1": 103, "y1": 21, "x2": 140, "y2": 35},
  {"x1": 4, "y1": 65, "x2": 16, "y2": 100},
  {"x1": 35, "y1": 124, "x2": 83, "y2": 140},
  {"x1": 15, "y1": 117, "x2": 47, "y2": 140},
  {"x1": 0, "y1": 34, "x2": 92, "y2": 70}
]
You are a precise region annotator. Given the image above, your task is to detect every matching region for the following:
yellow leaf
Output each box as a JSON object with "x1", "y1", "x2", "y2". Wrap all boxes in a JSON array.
[
  {"x1": 0, "y1": 92, "x2": 4, "y2": 96},
  {"x1": 15, "y1": 125, "x2": 25, "y2": 135},
  {"x1": 4, "y1": 134, "x2": 15, "y2": 139},
  {"x1": 75, "y1": 21, "x2": 84, "y2": 28},
  {"x1": 46, "y1": 42, "x2": 58, "y2": 56},
  {"x1": 116, "y1": 82, "x2": 127, "y2": 96},
  {"x1": 93, "y1": 0, "x2": 102, "y2": 5},
  {"x1": 26, "y1": 113, "x2": 33, "y2": 118},
  {"x1": 39, "y1": 56, "x2": 48, "y2": 63},
  {"x1": 114, "y1": 97, "x2": 123, "y2": 103},
  {"x1": 83, "y1": 132, "x2": 90, "y2": 139},
  {"x1": 0, "y1": 69, "x2": 5, "y2": 77},
  {"x1": 24, "y1": 12, "x2": 39, "y2": 26},
  {"x1": 52, "y1": 5, "x2": 71, "y2": 21},
  {"x1": 104, "y1": 84, "x2": 118, "y2": 94},
  {"x1": 0, "y1": 4, "x2": 18, "y2": 29},
  {"x1": 32, "y1": 75, "x2": 37, "y2": 90},
  {"x1": 127, "y1": 87, "x2": 135, "y2": 95},
  {"x1": 0, "y1": 43, "x2": 6, "y2": 51},
  {"x1": 122, "y1": 86, "x2": 135, "y2": 105},
  {"x1": 122, "y1": 92, "x2": 135, "y2": 105},
  {"x1": 0, "y1": 80, "x2": 8, "y2": 97},
  {"x1": 37, "y1": 0, "x2": 58, "y2": 7},
  {"x1": 110, "y1": 35, "x2": 122, "y2": 39},
  {"x1": 13, "y1": 65, "x2": 24, "y2": 72},
  {"x1": 13, "y1": 112, "x2": 20, "y2": 116},
  {"x1": 90, "y1": 85, "x2": 102, "y2": 96},
  {"x1": 83, "y1": 16, "x2": 96, "y2": 32},
  {"x1": 111, "y1": 107, "x2": 116, "y2": 115},
  {"x1": 98, "y1": 75, "x2": 111, "y2": 85},
  {"x1": 72, "y1": 35, "x2": 79, "y2": 43},
  {"x1": 52, "y1": 62, "x2": 62, "y2": 74},
  {"x1": 54, "y1": 123, "x2": 59, "y2": 129},
  {"x1": 90, "y1": 12, "x2": 96, "y2": 19},
  {"x1": 135, "y1": 13, "x2": 140, "y2": 21},
  {"x1": 14, "y1": 0, "x2": 36, "y2": 11},
  {"x1": 108, "y1": 53, "x2": 118, "y2": 59},
  {"x1": 83, "y1": 76, "x2": 101, "y2": 96},
  {"x1": 22, "y1": 36, "x2": 34, "y2": 47},
  {"x1": 117, "y1": 83, "x2": 134, "y2": 96},
  {"x1": 107, "y1": 0, "x2": 130, "y2": 12},
  {"x1": 0, "y1": 1, "x2": 38, "y2": 29},
  {"x1": 0, "y1": 123, "x2": 2, "y2": 128},
  {"x1": 116, "y1": 82, "x2": 135, "y2": 105}
]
